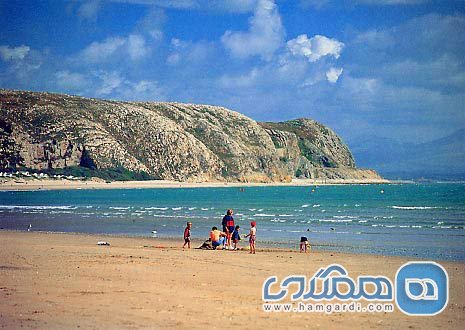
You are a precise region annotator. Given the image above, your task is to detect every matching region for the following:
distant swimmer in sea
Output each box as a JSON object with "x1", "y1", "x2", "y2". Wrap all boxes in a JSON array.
[{"x1": 27, "y1": 224, "x2": 32, "y2": 232}]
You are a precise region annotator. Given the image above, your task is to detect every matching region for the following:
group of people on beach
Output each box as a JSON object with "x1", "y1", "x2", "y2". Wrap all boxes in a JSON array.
[{"x1": 182, "y1": 209, "x2": 257, "y2": 253}]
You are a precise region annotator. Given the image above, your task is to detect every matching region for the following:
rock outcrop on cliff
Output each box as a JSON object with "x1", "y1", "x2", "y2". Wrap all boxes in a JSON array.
[{"x1": 0, "y1": 89, "x2": 382, "y2": 182}]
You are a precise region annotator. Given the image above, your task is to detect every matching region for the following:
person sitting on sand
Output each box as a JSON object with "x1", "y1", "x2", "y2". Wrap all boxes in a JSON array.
[
  {"x1": 183, "y1": 222, "x2": 192, "y2": 249},
  {"x1": 222, "y1": 209, "x2": 235, "y2": 248},
  {"x1": 231, "y1": 225, "x2": 241, "y2": 250},
  {"x1": 245, "y1": 221, "x2": 257, "y2": 254},
  {"x1": 209, "y1": 226, "x2": 226, "y2": 249}
]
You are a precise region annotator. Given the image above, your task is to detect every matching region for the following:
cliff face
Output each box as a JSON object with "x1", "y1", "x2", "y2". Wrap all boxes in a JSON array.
[{"x1": 0, "y1": 89, "x2": 382, "y2": 182}]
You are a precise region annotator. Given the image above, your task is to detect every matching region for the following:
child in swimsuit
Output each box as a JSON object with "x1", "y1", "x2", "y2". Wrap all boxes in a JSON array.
[{"x1": 245, "y1": 221, "x2": 257, "y2": 254}]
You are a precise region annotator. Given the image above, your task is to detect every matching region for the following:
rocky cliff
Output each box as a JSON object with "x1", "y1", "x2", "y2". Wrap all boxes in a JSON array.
[{"x1": 0, "y1": 89, "x2": 382, "y2": 182}]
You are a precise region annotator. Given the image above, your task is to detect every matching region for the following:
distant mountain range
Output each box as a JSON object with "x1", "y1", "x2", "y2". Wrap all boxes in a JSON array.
[{"x1": 349, "y1": 128, "x2": 465, "y2": 180}]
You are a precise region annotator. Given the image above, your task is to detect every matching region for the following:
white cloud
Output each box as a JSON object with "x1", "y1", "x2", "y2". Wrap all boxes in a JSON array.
[
  {"x1": 78, "y1": 34, "x2": 150, "y2": 63},
  {"x1": 221, "y1": 0, "x2": 284, "y2": 60},
  {"x1": 91, "y1": 70, "x2": 165, "y2": 100},
  {"x1": 85, "y1": 0, "x2": 257, "y2": 13},
  {"x1": 220, "y1": 68, "x2": 261, "y2": 88},
  {"x1": 127, "y1": 34, "x2": 150, "y2": 60},
  {"x1": 77, "y1": 0, "x2": 102, "y2": 20},
  {"x1": 326, "y1": 67, "x2": 343, "y2": 83},
  {"x1": 55, "y1": 70, "x2": 90, "y2": 90},
  {"x1": 166, "y1": 38, "x2": 214, "y2": 65},
  {"x1": 95, "y1": 71, "x2": 123, "y2": 95},
  {"x1": 80, "y1": 37, "x2": 126, "y2": 63},
  {"x1": 287, "y1": 34, "x2": 344, "y2": 62},
  {"x1": 0, "y1": 45, "x2": 30, "y2": 61}
]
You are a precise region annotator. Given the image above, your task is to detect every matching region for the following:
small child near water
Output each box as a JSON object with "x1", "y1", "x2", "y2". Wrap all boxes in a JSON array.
[
  {"x1": 231, "y1": 225, "x2": 241, "y2": 250},
  {"x1": 245, "y1": 221, "x2": 257, "y2": 254},
  {"x1": 183, "y1": 222, "x2": 192, "y2": 248}
]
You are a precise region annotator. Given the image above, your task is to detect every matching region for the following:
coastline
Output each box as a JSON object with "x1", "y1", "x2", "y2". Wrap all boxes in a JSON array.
[
  {"x1": 0, "y1": 231, "x2": 463, "y2": 328},
  {"x1": 0, "y1": 177, "x2": 391, "y2": 191}
]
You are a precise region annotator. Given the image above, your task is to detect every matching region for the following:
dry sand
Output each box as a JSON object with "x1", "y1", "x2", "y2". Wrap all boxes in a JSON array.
[
  {"x1": 0, "y1": 178, "x2": 391, "y2": 191},
  {"x1": 0, "y1": 231, "x2": 463, "y2": 329}
]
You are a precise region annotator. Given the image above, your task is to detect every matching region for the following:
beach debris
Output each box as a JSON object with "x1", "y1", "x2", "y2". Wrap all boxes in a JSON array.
[{"x1": 97, "y1": 241, "x2": 110, "y2": 246}]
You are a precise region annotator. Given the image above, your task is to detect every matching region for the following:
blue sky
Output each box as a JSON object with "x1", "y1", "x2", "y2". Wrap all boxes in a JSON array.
[{"x1": 1, "y1": 0, "x2": 464, "y2": 147}]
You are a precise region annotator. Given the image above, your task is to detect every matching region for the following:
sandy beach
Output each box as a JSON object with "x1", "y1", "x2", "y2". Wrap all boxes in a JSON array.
[
  {"x1": 0, "y1": 231, "x2": 463, "y2": 329},
  {"x1": 0, "y1": 178, "x2": 391, "y2": 191}
]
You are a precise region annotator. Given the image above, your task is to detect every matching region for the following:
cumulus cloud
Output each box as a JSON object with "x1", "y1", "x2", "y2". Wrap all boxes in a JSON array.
[
  {"x1": 326, "y1": 67, "x2": 343, "y2": 83},
  {"x1": 0, "y1": 45, "x2": 30, "y2": 61},
  {"x1": 287, "y1": 34, "x2": 344, "y2": 62},
  {"x1": 77, "y1": 34, "x2": 150, "y2": 63},
  {"x1": 221, "y1": 0, "x2": 284, "y2": 60}
]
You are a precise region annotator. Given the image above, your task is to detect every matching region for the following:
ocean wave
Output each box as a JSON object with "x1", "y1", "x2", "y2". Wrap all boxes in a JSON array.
[
  {"x1": 109, "y1": 207, "x2": 130, "y2": 210},
  {"x1": 319, "y1": 219, "x2": 353, "y2": 223},
  {"x1": 171, "y1": 207, "x2": 182, "y2": 211},
  {"x1": 278, "y1": 214, "x2": 293, "y2": 217},
  {"x1": 270, "y1": 219, "x2": 287, "y2": 223},
  {"x1": 333, "y1": 215, "x2": 359, "y2": 219},
  {"x1": 391, "y1": 206, "x2": 439, "y2": 210},
  {"x1": 313, "y1": 204, "x2": 320, "y2": 208},
  {"x1": 144, "y1": 207, "x2": 168, "y2": 210},
  {"x1": 0, "y1": 205, "x2": 77, "y2": 210},
  {"x1": 254, "y1": 213, "x2": 275, "y2": 217},
  {"x1": 152, "y1": 214, "x2": 186, "y2": 218},
  {"x1": 188, "y1": 207, "x2": 197, "y2": 210}
]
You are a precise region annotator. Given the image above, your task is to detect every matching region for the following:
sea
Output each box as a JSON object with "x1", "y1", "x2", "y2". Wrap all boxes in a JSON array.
[{"x1": 0, "y1": 183, "x2": 464, "y2": 261}]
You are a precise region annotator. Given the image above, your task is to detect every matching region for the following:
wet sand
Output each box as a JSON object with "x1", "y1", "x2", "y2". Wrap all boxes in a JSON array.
[
  {"x1": 0, "y1": 231, "x2": 463, "y2": 329},
  {"x1": 0, "y1": 178, "x2": 391, "y2": 191}
]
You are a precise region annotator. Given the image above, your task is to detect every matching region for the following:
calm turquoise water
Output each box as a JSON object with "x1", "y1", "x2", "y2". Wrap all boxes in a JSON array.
[{"x1": 1, "y1": 183, "x2": 464, "y2": 261}]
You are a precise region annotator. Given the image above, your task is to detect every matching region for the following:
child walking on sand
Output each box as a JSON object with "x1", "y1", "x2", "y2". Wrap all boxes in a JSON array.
[
  {"x1": 183, "y1": 222, "x2": 192, "y2": 248},
  {"x1": 231, "y1": 225, "x2": 241, "y2": 250},
  {"x1": 245, "y1": 221, "x2": 257, "y2": 254}
]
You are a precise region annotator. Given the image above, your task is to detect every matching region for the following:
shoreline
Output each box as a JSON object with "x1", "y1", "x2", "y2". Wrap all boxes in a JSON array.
[
  {"x1": 0, "y1": 177, "x2": 393, "y2": 191},
  {"x1": 1, "y1": 231, "x2": 464, "y2": 328},
  {"x1": 3, "y1": 229, "x2": 461, "y2": 263}
]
